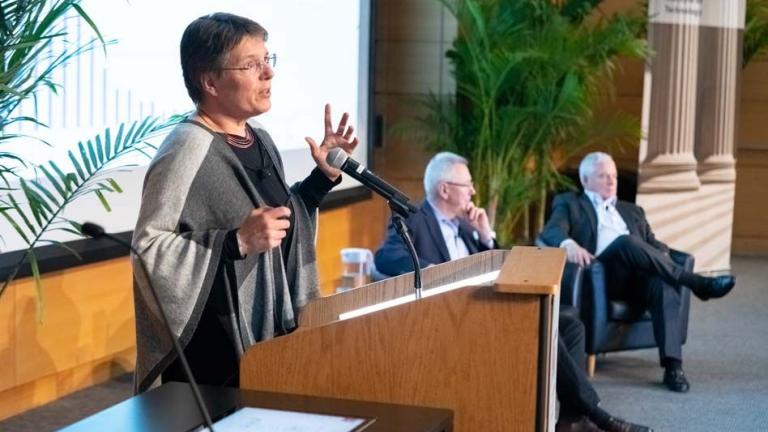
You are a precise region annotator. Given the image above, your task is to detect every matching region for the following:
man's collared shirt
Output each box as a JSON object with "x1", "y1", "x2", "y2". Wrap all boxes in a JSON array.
[
  {"x1": 427, "y1": 201, "x2": 470, "y2": 261},
  {"x1": 584, "y1": 190, "x2": 629, "y2": 256},
  {"x1": 558, "y1": 191, "x2": 630, "y2": 256}
]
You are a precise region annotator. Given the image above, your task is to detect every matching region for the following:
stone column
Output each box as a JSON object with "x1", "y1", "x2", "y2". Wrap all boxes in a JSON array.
[
  {"x1": 694, "y1": 1, "x2": 744, "y2": 183},
  {"x1": 638, "y1": 0, "x2": 702, "y2": 192},
  {"x1": 636, "y1": 0, "x2": 745, "y2": 272}
]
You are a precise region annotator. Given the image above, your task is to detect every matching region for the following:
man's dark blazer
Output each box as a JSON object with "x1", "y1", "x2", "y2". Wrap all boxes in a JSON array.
[
  {"x1": 374, "y1": 201, "x2": 494, "y2": 277},
  {"x1": 539, "y1": 192, "x2": 669, "y2": 254}
]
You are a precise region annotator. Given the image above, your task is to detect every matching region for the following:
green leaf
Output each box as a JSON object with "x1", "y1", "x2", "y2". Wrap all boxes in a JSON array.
[
  {"x1": 1, "y1": 116, "x2": 48, "y2": 129},
  {"x1": 96, "y1": 134, "x2": 109, "y2": 165},
  {"x1": 28, "y1": 252, "x2": 44, "y2": 323},
  {"x1": 121, "y1": 121, "x2": 139, "y2": 150},
  {"x1": 113, "y1": 123, "x2": 125, "y2": 153},
  {"x1": 29, "y1": 179, "x2": 60, "y2": 207},
  {"x1": 20, "y1": 178, "x2": 52, "y2": 225},
  {"x1": 70, "y1": 2, "x2": 106, "y2": 49},
  {"x1": 94, "y1": 190, "x2": 112, "y2": 212},
  {"x1": 103, "y1": 127, "x2": 112, "y2": 159},
  {"x1": 142, "y1": 141, "x2": 159, "y2": 151},
  {"x1": 134, "y1": 146, "x2": 154, "y2": 160},
  {"x1": 37, "y1": 164, "x2": 68, "y2": 200},
  {"x1": 106, "y1": 178, "x2": 123, "y2": 193},
  {"x1": 68, "y1": 149, "x2": 87, "y2": 181},
  {"x1": 78, "y1": 142, "x2": 93, "y2": 174},
  {"x1": 49, "y1": 161, "x2": 76, "y2": 193},
  {"x1": 96, "y1": 182, "x2": 114, "y2": 192},
  {"x1": 0, "y1": 205, "x2": 31, "y2": 245},
  {"x1": 20, "y1": 180, "x2": 51, "y2": 212},
  {"x1": 8, "y1": 194, "x2": 37, "y2": 241},
  {"x1": 94, "y1": 135, "x2": 104, "y2": 164},
  {"x1": 67, "y1": 220, "x2": 83, "y2": 234},
  {"x1": 87, "y1": 139, "x2": 100, "y2": 167},
  {"x1": 0, "y1": 82, "x2": 25, "y2": 97}
]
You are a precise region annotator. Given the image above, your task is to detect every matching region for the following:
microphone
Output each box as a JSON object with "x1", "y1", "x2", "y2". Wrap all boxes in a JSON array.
[
  {"x1": 326, "y1": 149, "x2": 417, "y2": 218},
  {"x1": 80, "y1": 222, "x2": 216, "y2": 432}
]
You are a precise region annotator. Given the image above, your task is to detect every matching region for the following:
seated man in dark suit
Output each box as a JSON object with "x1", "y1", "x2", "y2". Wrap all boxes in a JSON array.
[
  {"x1": 376, "y1": 152, "x2": 651, "y2": 432},
  {"x1": 539, "y1": 152, "x2": 735, "y2": 393},
  {"x1": 375, "y1": 153, "x2": 496, "y2": 276}
]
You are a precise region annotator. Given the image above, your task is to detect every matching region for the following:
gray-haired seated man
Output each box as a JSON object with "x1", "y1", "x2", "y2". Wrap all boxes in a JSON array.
[{"x1": 539, "y1": 152, "x2": 735, "y2": 393}]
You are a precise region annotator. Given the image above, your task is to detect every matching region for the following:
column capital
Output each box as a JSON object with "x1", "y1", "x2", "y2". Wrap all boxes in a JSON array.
[{"x1": 639, "y1": 153, "x2": 701, "y2": 192}]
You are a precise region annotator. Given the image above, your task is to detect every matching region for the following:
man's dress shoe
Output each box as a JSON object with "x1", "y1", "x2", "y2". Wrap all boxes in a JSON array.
[
  {"x1": 595, "y1": 416, "x2": 654, "y2": 432},
  {"x1": 663, "y1": 367, "x2": 690, "y2": 392},
  {"x1": 695, "y1": 275, "x2": 735, "y2": 301},
  {"x1": 704, "y1": 275, "x2": 735, "y2": 299},
  {"x1": 556, "y1": 417, "x2": 603, "y2": 432}
]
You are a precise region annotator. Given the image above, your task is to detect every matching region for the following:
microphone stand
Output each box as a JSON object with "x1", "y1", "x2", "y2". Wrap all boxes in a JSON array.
[
  {"x1": 389, "y1": 202, "x2": 422, "y2": 299},
  {"x1": 85, "y1": 228, "x2": 216, "y2": 432}
]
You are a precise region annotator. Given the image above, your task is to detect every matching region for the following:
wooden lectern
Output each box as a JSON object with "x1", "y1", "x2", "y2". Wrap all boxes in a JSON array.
[{"x1": 240, "y1": 247, "x2": 565, "y2": 432}]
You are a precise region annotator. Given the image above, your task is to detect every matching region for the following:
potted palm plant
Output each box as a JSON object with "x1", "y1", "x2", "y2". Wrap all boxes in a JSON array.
[{"x1": 414, "y1": 0, "x2": 647, "y2": 245}]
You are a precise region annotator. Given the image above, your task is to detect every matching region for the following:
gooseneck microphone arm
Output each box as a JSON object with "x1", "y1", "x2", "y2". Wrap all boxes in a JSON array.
[
  {"x1": 326, "y1": 149, "x2": 423, "y2": 297},
  {"x1": 391, "y1": 210, "x2": 422, "y2": 299},
  {"x1": 80, "y1": 222, "x2": 216, "y2": 432}
]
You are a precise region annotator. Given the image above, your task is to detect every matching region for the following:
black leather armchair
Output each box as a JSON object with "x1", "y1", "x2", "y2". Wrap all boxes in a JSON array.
[{"x1": 555, "y1": 247, "x2": 694, "y2": 376}]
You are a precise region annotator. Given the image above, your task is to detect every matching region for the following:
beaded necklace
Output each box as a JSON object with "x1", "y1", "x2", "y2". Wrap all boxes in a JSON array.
[
  {"x1": 221, "y1": 124, "x2": 255, "y2": 149},
  {"x1": 195, "y1": 108, "x2": 255, "y2": 149}
]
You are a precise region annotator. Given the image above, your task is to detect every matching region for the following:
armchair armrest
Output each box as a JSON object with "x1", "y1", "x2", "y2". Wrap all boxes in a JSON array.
[
  {"x1": 583, "y1": 260, "x2": 609, "y2": 353},
  {"x1": 560, "y1": 262, "x2": 584, "y2": 310}
]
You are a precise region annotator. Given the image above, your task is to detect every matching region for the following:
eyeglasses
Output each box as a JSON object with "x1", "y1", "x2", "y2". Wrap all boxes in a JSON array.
[
  {"x1": 221, "y1": 53, "x2": 277, "y2": 74},
  {"x1": 444, "y1": 181, "x2": 474, "y2": 189}
]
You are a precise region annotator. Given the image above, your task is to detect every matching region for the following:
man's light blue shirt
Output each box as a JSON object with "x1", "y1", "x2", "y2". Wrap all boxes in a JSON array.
[{"x1": 427, "y1": 200, "x2": 470, "y2": 261}]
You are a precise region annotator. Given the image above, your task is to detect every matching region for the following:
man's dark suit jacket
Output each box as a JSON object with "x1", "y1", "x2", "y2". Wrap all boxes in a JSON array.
[
  {"x1": 539, "y1": 192, "x2": 669, "y2": 254},
  {"x1": 374, "y1": 201, "x2": 494, "y2": 277}
]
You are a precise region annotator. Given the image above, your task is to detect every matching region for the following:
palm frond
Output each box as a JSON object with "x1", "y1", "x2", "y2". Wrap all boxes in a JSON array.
[
  {"x1": 0, "y1": 115, "x2": 180, "y2": 301},
  {"x1": 1, "y1": 0, "x2": 108, "y2": 184}
]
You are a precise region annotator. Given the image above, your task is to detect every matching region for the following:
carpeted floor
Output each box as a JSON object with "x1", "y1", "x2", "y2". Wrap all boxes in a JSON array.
[
  {"x1": 1, "y1": 255, "x2": 766, "y2": 432},
  {"x1": 590, "y1": 255, "x2": 768, "y2": 432}
]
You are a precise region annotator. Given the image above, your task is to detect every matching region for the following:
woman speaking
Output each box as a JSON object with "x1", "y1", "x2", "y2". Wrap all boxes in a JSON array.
[{"x1": 131, "y1": 12, "x2": 358, "y2": 392}]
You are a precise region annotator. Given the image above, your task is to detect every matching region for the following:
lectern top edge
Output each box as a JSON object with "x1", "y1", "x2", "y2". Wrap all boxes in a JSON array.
[{"x1": 493, "y1": 246, "x2": 566, "y2": 295}]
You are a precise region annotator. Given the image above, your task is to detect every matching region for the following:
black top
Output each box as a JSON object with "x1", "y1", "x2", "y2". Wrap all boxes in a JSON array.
[{"x1": 222, "y1": 128, "x2": 336, "y2": 264}]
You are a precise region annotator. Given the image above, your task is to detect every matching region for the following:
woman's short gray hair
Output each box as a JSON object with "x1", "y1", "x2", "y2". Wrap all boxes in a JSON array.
[
  {"x1": 424, "y1": 152, "x2": 468, "y2": 199},
  {"x1": 579, "y1": 152, "x2": 614, "y2": 186}
]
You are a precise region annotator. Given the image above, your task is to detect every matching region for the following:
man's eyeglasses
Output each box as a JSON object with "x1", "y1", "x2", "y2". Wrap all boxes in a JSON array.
[
  {"x1": 221, "y1": 53, "x2": 277, "y2": 74},
  {"x1": 444, "y1": 181, "x2": 474, "y2": 189}
]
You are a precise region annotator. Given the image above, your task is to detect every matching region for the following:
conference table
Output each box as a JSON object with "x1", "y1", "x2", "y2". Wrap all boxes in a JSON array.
[{"x1": 59, "y1": 381, "x2": 454, "y2": 431}]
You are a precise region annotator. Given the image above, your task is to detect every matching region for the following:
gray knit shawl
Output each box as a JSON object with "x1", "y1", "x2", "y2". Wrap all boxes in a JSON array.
[{"x1": 131, "y1": 120, "x2": 320, "y2": 393}]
